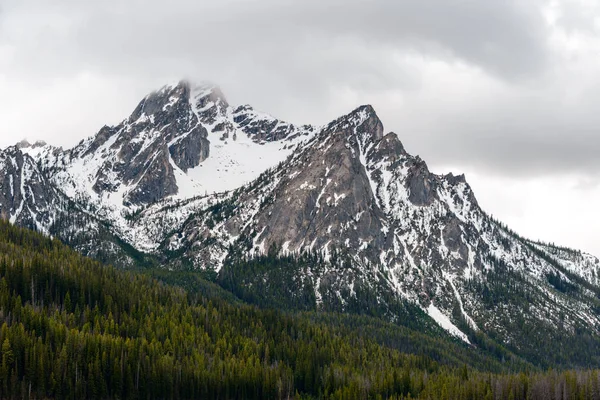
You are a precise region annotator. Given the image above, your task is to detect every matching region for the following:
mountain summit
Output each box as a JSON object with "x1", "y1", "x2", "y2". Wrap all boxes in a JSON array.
[{"x1": 1, "y1": 81, "x2": 599, "y2": 365}]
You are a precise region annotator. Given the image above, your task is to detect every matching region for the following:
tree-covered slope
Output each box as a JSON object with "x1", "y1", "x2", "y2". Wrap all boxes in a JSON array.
[
  {"x1": 1, "y1": 220, "x2": 600, "y2": 399},
  {"x1": 3, "y1": 81, "x2": 600, "y2": 370}
]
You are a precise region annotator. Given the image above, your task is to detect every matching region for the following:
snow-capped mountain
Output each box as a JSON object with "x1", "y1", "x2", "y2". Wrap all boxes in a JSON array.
[{"x1": 1, "y1": 80, "x2": 599, "y2": 362}]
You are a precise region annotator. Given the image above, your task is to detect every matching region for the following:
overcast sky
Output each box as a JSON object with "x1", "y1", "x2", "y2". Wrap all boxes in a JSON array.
[{"x1": 1, "y1": 0, "x2": 599, "y2": 256}]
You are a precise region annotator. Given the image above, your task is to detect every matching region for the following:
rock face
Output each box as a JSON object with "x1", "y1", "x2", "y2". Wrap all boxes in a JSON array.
[
  {"x1": 30, "y1": 81, "x2": 313, "y2": 211},
  {"x1": 79, "y1": 82, "x2": 210, "y2": 205},
  {"x1": 2, "y1": 80, "x2": 600, "y2": 360},
  {"x1": 170, "y1": 128, "x2": 210, "y2": 172},
  {"x1": 251, "y1": 106, "x2": 390, "y2": 261},
  {"x1": 0, "y1": 145, "x2": 63, "y2": 230}
]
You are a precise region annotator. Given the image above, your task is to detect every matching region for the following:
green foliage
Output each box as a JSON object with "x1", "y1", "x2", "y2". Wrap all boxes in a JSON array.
[
  {"x1": 546, "y1": 271, "x2": 578, "y2": 294},
  {"x1": 205, "y1": 195, "x2": 238, "y2": 227},
  {"x1": 1, "y1": 220, "x2": 600, "y2": 399},
  {"x1": 220, "y1": 240, "x2": 600, "y2": 371},
  {"x1": 466, "y1": 257, "x2": 600, "y2": 369},
  {"x1": 220, "y1": 244, "x2": 436, "y2": 332},
  {"x1": 219, "y1": 250, "x2": 321, "y2": 311},
  {"x1": 146, "y1": 269, "x2": 239, "y2": 304}
]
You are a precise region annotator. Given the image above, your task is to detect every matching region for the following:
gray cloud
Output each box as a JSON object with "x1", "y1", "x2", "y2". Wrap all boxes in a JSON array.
[
  {"x1": 3, "y1": 0, "x2": 550, "y2": 83},
  {"x1": 388, "y1": 72, "x2": 600, "y2": 176},
  {"x1": 1, "y1": 0, "x2": 559, "y2": 157},
  {"x1": 0, "y1": 0, "x2": 600, "y2": 174},
  {"x1": 2, "y1": 0, "x2": 600, "y2": 256},
  {"x1": 553, "y1": 0, "x2": 600, "y2": 34}
]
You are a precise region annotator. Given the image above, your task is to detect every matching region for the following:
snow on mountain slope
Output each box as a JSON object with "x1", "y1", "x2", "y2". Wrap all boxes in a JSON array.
[
  {"x1": 160, "y1": 103, "x2": 600, "y2": 344},
  {"x1": 0, "y1": 144, "x2": 65, "y2": 233},
  {"x1": 38, "y1": 81, "x2": 312, "y2": 204},
  {"x1": 178, "y1": 108, "x2": 313, "y2": 198},
  {"x1": 2, "y1": 80, "x2": 600, "y2": 351},
  {"x1": 17, "y1": 81, "x2": 315, "y2": 251},
  {"x1": 527, "y1": 241, "x2": 600, "y2": 286}
]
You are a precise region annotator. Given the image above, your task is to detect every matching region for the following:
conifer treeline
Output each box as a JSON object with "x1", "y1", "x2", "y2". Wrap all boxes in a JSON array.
[{"x1": 0, "y1": 220, "x2": 599, "y2": 399}]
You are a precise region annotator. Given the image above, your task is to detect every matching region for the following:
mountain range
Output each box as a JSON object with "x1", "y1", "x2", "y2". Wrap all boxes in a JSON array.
[{"x1": 1, "y1": 80, "x2": 599, "y2": 366}]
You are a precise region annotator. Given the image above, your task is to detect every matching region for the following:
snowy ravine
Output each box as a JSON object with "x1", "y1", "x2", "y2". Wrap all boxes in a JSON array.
[{"x1": 1, "y1": 80, "x2": 599, "y2": 347}]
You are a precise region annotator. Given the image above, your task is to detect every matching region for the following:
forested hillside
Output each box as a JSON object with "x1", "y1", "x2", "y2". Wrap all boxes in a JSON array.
[
  {"x1": 0, "y1": 219, "x2": 599, "y2": 399},
  {"x1": 3, "y1": 81, "x2": 600, "y2": 378}
]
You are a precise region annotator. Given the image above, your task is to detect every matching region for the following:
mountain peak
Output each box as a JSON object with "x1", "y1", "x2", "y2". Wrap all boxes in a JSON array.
[
  {"x1": 325, "y1": 104, "x2": 383, "y2": 142},
  {"x1": 128, "y1": 82, "x2": 190, "y2": 124},
  {"x1": 191, "y1": 82, "x2": 229, "y2": 111},
  {"x1": 16, "y1": 139, "x2": 31, "y2": 149},
  {"x1": 157, "y1": 79, "x2": 190, "y2": 93},
  {"x1": 3, "y1": 80, "x2": 600, "y2": 364},
  {"x1": 323, "y1": 105, "x2": 384, "y2": 152},
  {"x1": 353, "y1": 104, "x2": 384, "y2": 142}
]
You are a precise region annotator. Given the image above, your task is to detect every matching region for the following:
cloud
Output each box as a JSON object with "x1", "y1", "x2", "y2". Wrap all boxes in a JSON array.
[
  {"x1": 1, "y1": 0, "x2": 599, "y2": 255},
  {"x1": 0, "y1": 0, "x2": 593, "y2": 176},
  {"x1": 449, "y1": 167, "x2": 600, "y2": 256},
  {"x1": 379, "y1": 55, "x2": 600, "y2": 177},
  {"x1": 2, "y1": 0, "x2": 551, "y2": 84},
  {"x1": 1, "y1": 0, "x2": 556, "y2": 148}
]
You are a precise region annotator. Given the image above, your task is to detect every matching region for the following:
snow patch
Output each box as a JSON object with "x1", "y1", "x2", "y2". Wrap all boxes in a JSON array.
[{"x1": 426, "y1": 303, "x2": 470, "y2": 344}]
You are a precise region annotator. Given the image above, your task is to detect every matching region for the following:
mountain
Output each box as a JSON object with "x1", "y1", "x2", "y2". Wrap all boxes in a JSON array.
[
  {"x1": 4, "y1": 212, "x2": 600, "y2": 400},
  {"x1": 1, "y1": 80, "x2": 600, "y2": 367}
]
